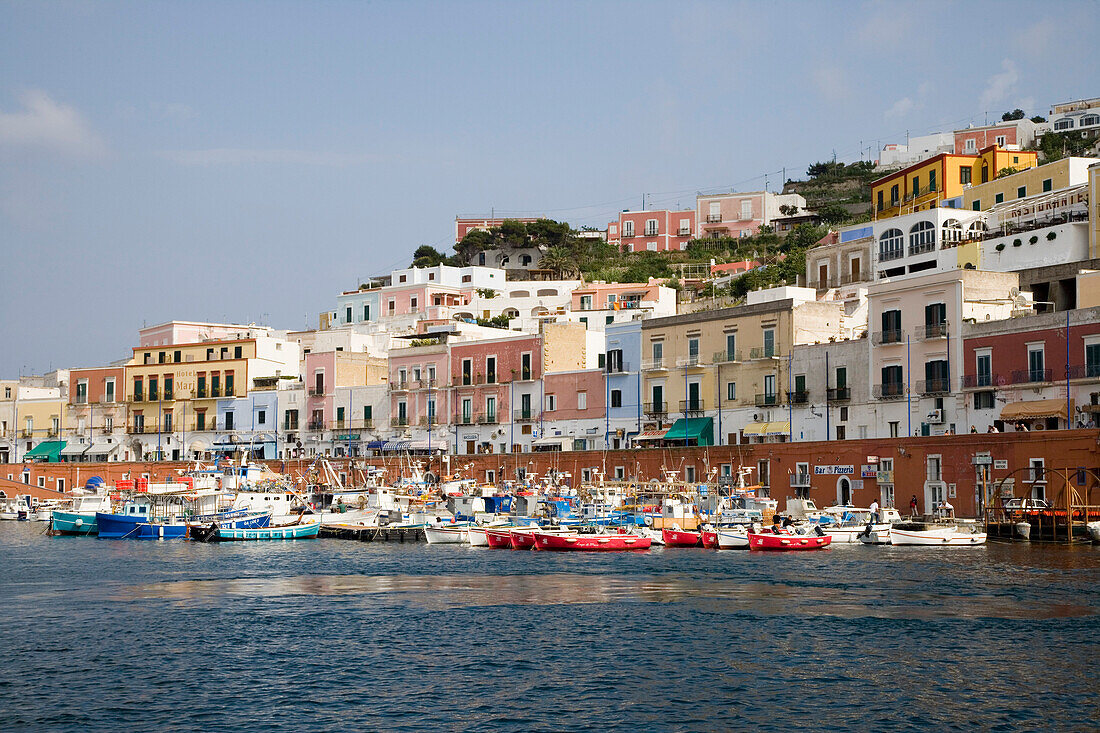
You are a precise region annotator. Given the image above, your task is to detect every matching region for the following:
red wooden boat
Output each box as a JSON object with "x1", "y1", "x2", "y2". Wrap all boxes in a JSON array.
[
  {"x1": 700, "y1": 530, "x2": 719, "y2": 549},
  {"x1": 662, "y1": 527, "x2": 703, "y2": 547},
  {"x1": 532, "y1": 531, "x2": 652, "y2": 552},
  {"x1": 510, "y1": 529, "x2": 538, "y2": 550},
  {"x1": 747, "y1": 529, "x2": 832, "y2": 551},
  {"x1": 485, "y1": 528, "x2": 515, "y2": 549}
]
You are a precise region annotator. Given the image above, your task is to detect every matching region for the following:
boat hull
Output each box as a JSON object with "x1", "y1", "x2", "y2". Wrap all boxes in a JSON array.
[
  {"x1": 715, "y1": 527, "x2": 750, "y2": 549},
  {"x1": 467, "y1": 528, "x2": 490, "y2": 547},
  {"x1": 532, "y1": 531, "x2": 651, "y2": 551},
  {"x1": 890, "y1": 527, "x2": 987, "y2": 545},
  {"x1": 424, "y1": 526, "x2": 469, "y2": 544},
  {"x1": 661, "y1": 528, "x2": 702, "y2": 547},
  {"x1": 214, "y1": 522, "x2": 320, "y2": 541},
  {"x1": 51, "y1": 510, "x2": 98, "y2": 536},
  {"x1": 748, "y1": 531, "x2": 832, "y2": 551},
  {"x1": 826, "y1": 523, "x2": 892, "y2": 544},
  {"x1": 98, "y1": 511, "x2": 270, "y2": 540},
  {"x1": 700, "y1": 530, "x2": 718, "y2": 549}
]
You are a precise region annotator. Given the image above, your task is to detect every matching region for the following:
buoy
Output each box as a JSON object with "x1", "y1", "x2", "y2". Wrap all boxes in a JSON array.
[{"x1": 74, "y1": 518, "x2": 83, "y2": 527}]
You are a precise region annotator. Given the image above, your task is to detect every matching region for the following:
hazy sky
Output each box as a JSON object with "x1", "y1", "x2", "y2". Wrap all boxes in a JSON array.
[{"x1": 1, "y1": 1, "x2": 1097, "y2": 376}]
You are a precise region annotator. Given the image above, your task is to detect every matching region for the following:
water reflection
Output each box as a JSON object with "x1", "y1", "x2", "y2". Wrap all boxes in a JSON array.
[{"x1": 115, "y1": 572, "x2": 1096, "y2": 620}]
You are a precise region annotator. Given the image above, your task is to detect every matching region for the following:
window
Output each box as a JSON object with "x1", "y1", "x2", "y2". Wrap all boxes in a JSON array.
[
  {"x1": 578, "y1": 392, "x2": 587, "y2": 410},
  {"x1": 158, "y1": 351, "x2": 166, "y2": 364},
  {"x1": 486, "y1": 356, "x2": 497, "y2": 384},
  {"x1": 644, "y1": 219, "x2": 658, "y2": 236},
  {"x1": 927, "y1": 455, "x2": 942, "y2": 482},
  {"x1": 148, "y1": 377, "x2": 158, "y2": 401},
  {"x1": 880, "y1": 310, "x2": 902, "y2": 343},
  {"x1": 461, "y1": 358, "x2": 472, "y2": 385},
  {"x1": 461, "y1": 399, "x2": 471, "y2": 423},
  {"x1": 346, "y1": 307, "x2": 352, "y2": 323},
  {"x1": 890, "y1": 184, "x2": 899, "y2": 205},
  {"x1": 622, "y1": 220, "x2": 634, "y2": 237},
  {"x1": 960, "y1": 166, "x2": 972, "y2": 185},
  {"x1": 981, "y1": 163, "x2": 989, "y2": 183},
  {"x1": 976, "y1": 352, "x2": 992, "y2": 386},
  {"x1": 909, "y1": 221, "x2": 935, "y2": 254},
  {"x1": 764, "y1": 374, "x2": 776, "y2": 399},
  {"x1": 162, "y1": 412, "x2": 172, "y2": 432},
  {"x1": 225, "y1": 411, "x2": 234, "y2": 430},
  {"x1": 889, "y1": 421, "x2": 899, "y2": 438},
  {"x1": 211, "y1": 373, "x2": 221, "y2": 397},
  {"x1": 652, "y1": 341, "x2": 663, "y2": 366},
  {"x1": 133, "y1": 378, "x2": 143, "y2": 401},
  {"x1": 485, "y1": 397, "x2": 495, "y2": 422},
  {"x1": 1055, "y1": 118, "x2": 1074, "y2": 131},
  {"x1": 725, "y1": 333, "x2": 736, "y2": 360},
  {"x1": 727, "y1": 382, "x2": 736, "y2": 401},
  {"x1": 762, "y1": 328, "x2": 775, "y2": 358},
  {"x1": 1082, "y1": 114, "x2": 1100, "y2": 127},
  {"x1": 924, "y1": 303, "x2": 947, "y2": 336},
  {"x1": 877, "y1": 191, "x2": 884, "y2": 211},
  {"x1": 836, "y1": 367, "x2": 847, "y2": 388},
  {"x1": 974, "y1": 392, "x2": 995, "y2": 409},
  {"x1": 928, "y1": 169, "x2": 936, "y2": 191},
  {"x1": 410, "y1": 297, "x2": 418, "y2": 310},
  {"x1": 942, "y1": 219, "x2": 963, "y2": 244},
  {"x1": 1028, "y1": 346, "x2": 1045, "y2": 382},
  {"x1": 881, "y1": 365, "x2": 903, "y2": 397},
  {"x1": 610, "y1": 389, "x2": 622, "y2": 408},
  {"x1": 1043, "y1": 178, "x2": 1052, "y2": 193},
  {"x1": 224, "y1": 372, "x2": 234, "y2": 396},
  {"x1": 688, "y1": 337, "x2": 699, "y2": 362},
  {"x1": 521, "y1": 353, "x2": 532, "y2": 380},
  {"x1": 1086, "y1": 342, "x2": 1100, "y2": 377},
  {"x1": 878, "y1": 228, "x2": 903, "y2": 261},
  {"x1": 1013, "y1": 183, "x2": 1027, "y2": 200},
  {"x1": 972, "y1": 199, "x2": 981, "y2": 211},
  {"x1": 740, "y1": 199, "x2": 752, "y2": 220},
  {"x1": 995, "y1": 193, "x2": 1004, "y2": 204},
  {"x1": 965, "y1": 138, "x2": 977, "y2": 153},
  {"x1": 545, "y1": 394, "x2": 556, "y2": 411},
  {"x1": 995, "y1": 135, "x2": 1006, "y2": 146},
  {"x1": 75, "y1": 380, "x2": 87, "y2": 404}
]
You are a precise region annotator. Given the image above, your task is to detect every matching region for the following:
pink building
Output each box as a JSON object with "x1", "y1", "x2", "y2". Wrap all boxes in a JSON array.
[
  {"x1": 447, "y1": 334, "x2": 542, "y2": 426},
  {"x1": 455, "y1": 216, "x2": 541, "y2": 243},
  {"x1": 571, "y1": 281, "x2": 670, "y2": 312},
  {"x1": 696, "y1": 191, "x2": 806, "y2": 240},
  {"x1": 953, "y1": 120, "x2": 1038, "y2": 155},
  {"x1": 710, "y1": 260, "x2": 761, "y2": 277},
  {"x1": 608, "y1": 209, "x2": 695, "y2": 252},
  {"x1": 542, "y1": 370, "x2": 606, "y2": 421},
  {"x1": 388, "y1": 341, "x2": 450, "y2": 430},
  {"x1": 380, "y1": 284, "x2": 469, "y2": 318},
  {"x1": 138, "y1": 321, "x2": 270, "y2": 348}
]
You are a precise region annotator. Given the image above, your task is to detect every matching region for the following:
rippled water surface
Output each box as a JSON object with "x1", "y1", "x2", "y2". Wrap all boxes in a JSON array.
[{"x1": 2, "y1": 523, "x2": 1099, "y2": 732}]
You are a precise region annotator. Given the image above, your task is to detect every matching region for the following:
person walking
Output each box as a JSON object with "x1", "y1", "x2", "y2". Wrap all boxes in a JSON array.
[
  {"x1": 909, "y1": 494, "x2": 919, "y2": 518},
  {"x1": 869, "y1": 499, "x2": 880, "y2": 524}
]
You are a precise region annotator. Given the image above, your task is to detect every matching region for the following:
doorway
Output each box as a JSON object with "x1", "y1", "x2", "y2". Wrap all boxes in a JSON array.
[{"x1": 837, "y1": 476, "x2": 852, "y2": 506}]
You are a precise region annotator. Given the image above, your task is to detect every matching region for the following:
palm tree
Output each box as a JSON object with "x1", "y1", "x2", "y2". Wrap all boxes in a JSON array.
[{"x1": 538, "y1": 246, "x2": 580, "y2": 278}]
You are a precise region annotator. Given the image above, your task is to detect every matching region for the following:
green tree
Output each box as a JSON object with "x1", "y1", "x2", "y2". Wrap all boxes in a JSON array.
[
  {"x1": 1001, "y1": 108, "x2": 1026, "y2": 121},
  {"x1": 411, "y1": 245, "x2": 446, "y2": 268},
  {"x1": 539, "y1": 246, "x2": 580, "y2": 278},
  {"x1": 1030, "y1": 115, "x2": 1046, "y2": 123},
  {"x1": 817, "y1": 203, "x2": 851, "y2": 225}
]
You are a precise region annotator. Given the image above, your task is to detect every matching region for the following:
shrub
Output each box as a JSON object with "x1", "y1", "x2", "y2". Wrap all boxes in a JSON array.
[
  {"x1": 1046, "y1": 231, "x2": 1057, "y2": 241},
  {"x1": 1029, "y1": 236, "x2": 1038, "y2": 244},
  {"x1": 1012, "y1": 239, "x2": 1022, "y2": 247},
  {"x1": 996, "y1": 243, "x2": 1006, "y2": 251}
]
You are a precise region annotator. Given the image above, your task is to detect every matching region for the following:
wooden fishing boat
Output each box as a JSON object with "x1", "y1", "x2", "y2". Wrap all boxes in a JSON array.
[
  {"x1": 197, "y1": 518, "x2": 321, "y2": 541},
  {"x1": 716, "y1": 526, "x2": 752, "y2": 549},
  {"x1": 510, "y1": 528, "x2": 539, "y2": 550},
  {"x1": 700, "y1": 530, "x2": 719, "y2": 549},
  {"x1": 747, "y1": 528, "x2": 832, "y2": 551},
  {"x1": 485, "y1": 528, "x2": 515, "y2": 548},
  {"x1": 424, "y1": 524, "x2": 471, "y2": 544},
  {"x1": 661, "y1": 527, "x2": 702, "y2": 547},
  {"x1": 467, "y1": 527, "x2": 490, "y2": 547},
  {"x1": 531, "y1": 531, "x2": 651, "y2": 552},
  {"x1": 889, "y1": 522, "x2": 986, "y2": 546}
]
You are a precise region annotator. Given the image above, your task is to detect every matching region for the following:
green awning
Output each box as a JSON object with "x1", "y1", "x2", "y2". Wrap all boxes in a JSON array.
[
  {"x1": 662, "y1": 418, "x2": 714, "y2": 446},
  {"x1": 25, "y1": 440, "x2": 66, "y2": 462}
]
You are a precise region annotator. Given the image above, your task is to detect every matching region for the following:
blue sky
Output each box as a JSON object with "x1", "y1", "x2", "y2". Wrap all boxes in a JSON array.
[{"x1": 1, "y1": 1, "x2": 1097, "y2": 376}]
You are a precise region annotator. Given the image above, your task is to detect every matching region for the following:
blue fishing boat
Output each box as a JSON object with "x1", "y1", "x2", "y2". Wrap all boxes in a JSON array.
[
  {"x1": 97, "y1": 502, "x2": 271, "y2": 540},
  {"x1": 50, "y1": 481, "x2": 114, "y2": 536}
]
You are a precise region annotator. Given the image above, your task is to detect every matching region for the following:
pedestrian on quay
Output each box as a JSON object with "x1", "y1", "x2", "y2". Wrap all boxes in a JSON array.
[
  {"x1": 970, "y1": 425, "x2": 978, "y2": 433},
  {"x1": 909, "y1": 494, "x2": 919, "y2": 517},
  {"x1": 869, "y1": 499, "x2": 880, "y2": 524},
  {"x1": 987, "y1": 424, "x2": 999, "y2": 433}
]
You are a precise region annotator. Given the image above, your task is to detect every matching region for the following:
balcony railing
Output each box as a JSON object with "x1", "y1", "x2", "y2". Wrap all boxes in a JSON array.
[
  {"x1": 712, "y1": 350, "x2": 742, "y2": 364},
  {"x1": 678, "y1": 227, "x2": 691, "y2": 236},
  {"x1": 676, "y1": 355, "x2": 705, "y2": 368},
  {"x1": 100, "y1": 396, "x2": 118, "y2": 404},
  {"x1": 478, "y1": 413, "x2": 499, "y2": 425},
  {"x1": 679, "y1": 400, "x2": 705, "y2": 416},
  {"x1": 839, "y1": 272, "x2": 870, "y2": 285},
  {"x1": 457, "y1": 414, "x2": 475, "y2": 425},
  {"x1": 513, "y1": 409, "x2": 537, "y2": 422},
  {"x1": 643, "y1": 401, "x2": 668, "y2": 416},
  {"x1": 790, "y1": 473, "x2": 811, "y2": 488},
  {"x1": 210, "y1": 387, "x2": 222, "y2": 398},
  {"x1": 873, "y1": 329, "x2": 904, "y2": 345},
  {"x1": 308, "y1": 386, "x2": 326, "y2": 397},
  {"x1": 908, "y1": 241, "x2": 936, "y2": 256},
  {"x1": 706, "y1": 213, "x2": 723, "y2": 223},
  {"x1": 749, "y1": 347, "x2": 778, "y2": 360},
  {"x1": 196, "y1": 387, "x2": 207, "y2": 398},
  {"x1": 827, "y1": 387, "x2": 851, "y2": 402},
  {"x1": 878, "y1": 248, "x2": 904, "y2": 262},
  {"x1": 903, "y1": 182, "x2": 937, "y2": 202},
  {"x1": 917, "y1": 378, "x2": 951, "y2": 395},
  {"x1": 390, "y1": 417, "x2": 409, "y2": 427},
  {"x1": 1012, "y1": 368, "x2": 1052, "y2": 384},
  {"x1": 874, "y1": 383, "x2": 906, "y2": 400},
  {"x1": 127, "y1": 423, "x2": 147, "y2": 434},
  {"x1": 915, "y1": 322, "x2": 948, "y2": 340},
  {"x1": 389, "y1": 381, "x2": 409, "y2": 392},
  {"x1": 1067, "y1": 364, "x2": 1100, "y2": 379},
  {"x1": 787, "y1": 391, "x2": 809, "y2": 405},
  {"x1": 641, "y1": 359, "x2": 667, "y2": 371},
  {"x1": 307, "y1": 419, "x2": 326, "y2": 430},
  {"x1": 20, "y1": 429, "x2": 34, "y2": 438},
  {"x1": 961, "y1": 374, "x2": 995, "y2": 388},
  {"x1": 163, "y1": 391, "x2": 173, "y2": 401},
  {"x1": 755, "y1": 393, "x2": 780, "y2": 407}
]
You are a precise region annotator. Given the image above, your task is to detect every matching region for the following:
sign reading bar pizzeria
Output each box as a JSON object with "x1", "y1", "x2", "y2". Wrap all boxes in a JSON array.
[{"x1": 815, "y1": 465, "x2": 854, "y2": 475}]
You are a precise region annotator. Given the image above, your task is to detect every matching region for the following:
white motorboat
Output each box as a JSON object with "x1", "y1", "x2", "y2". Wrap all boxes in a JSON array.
[
  {"x1": 424, "y1": 524, "x2": 471, "y2": 544},
  {"x1": 826, "y1": 522, "x2": 894, "y2": 544},
  {"x1": 889, "y1": 521, "x2": 987, "y2": 546},
  {"x1": 715, "y1": 526, "x2": 751, "y2": 549},
  {"x1": 1086, "y1": 521, "x2": 1100, "y2": 543},
  {"x1": 857, "y1": 526, "x2": 892, "y2": 545},
  {"x1": 467, "y1": 527, "x2": 490, "y2": 547}
]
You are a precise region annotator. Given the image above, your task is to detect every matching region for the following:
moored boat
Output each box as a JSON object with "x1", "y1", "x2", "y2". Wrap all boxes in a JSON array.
[
  {"x1": 485, "y1": 527, "x2": 515, "y2": 548},
  {"x1": 747, "y1": 528, "x2": 832, "y2": 551},
  {"x1": 467, "y1": 527, "x2": 490, "y2": 547},
  {"x1": 423, "y1": 524, "x2": 471, "y2": 544},
  {"x1": 532, "y1": 531, "x2": 651, "y2": 551},
  {"x1": 661, "y1": 527, "x2": 702, "y2": 547},
  {"x1": 700, "y1": 530, "x2": 718, "y2": 549},
  {"x1": 203, "y1": 519, "x2": 321, "y2": 541},
  {"x1": 715, "y1": 526, "x2": 752, "y2": 549},
  {"x1": 889, "y1": 522, "x2": 987, "y2": 546}
]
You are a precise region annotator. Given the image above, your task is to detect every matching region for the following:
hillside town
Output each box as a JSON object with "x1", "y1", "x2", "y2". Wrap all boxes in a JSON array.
[{"x1": 4, "y1": 98, "x2": 1100, "y2": 518}]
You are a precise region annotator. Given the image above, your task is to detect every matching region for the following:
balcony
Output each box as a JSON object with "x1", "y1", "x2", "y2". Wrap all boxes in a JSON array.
[
  {"x1": 389, "y1": 380, "x2": 409, "y2": 392},
  {"x1": 74, "y1": 396, "x2": 88, "y2": 405},
  {"x1": 903, "y1": 182, "x2": 937, "y2": 203},
  {"x1": 307, "y1": 419, "x2": 326, "y2": 431},
  {"x1": 678, "y1": 228, "x2": 691, "y2": 236},
  {"x1": 712, "y1": 350, "x2": 742, "y2": 364},
  {"x1": 917, "y1": 378, "x2": 951, "y2": 395},
  {"x1": 908, "y1": 241, "x2": 936, "y2": 256},
  {"x1": 872, "y1": 329, "x2": 904, "y2": 345},
  {"x1": 390, "y1": 417, "x2": 409, "y2": 427},
  {"x1": 643, "y1": 229, "x2": 659, "y2": 237},
  {"x1": 513, "y1": 409, "x2": 537, "y2": 422},
  {"x1": 827, "y1": 387, "x2": 851, "y2": 402},
  {"x1": 679, "y1": 400, "x2": 705, "y2": 417},
  {"x1": 839, "y1": 272, "x2": 870, "y2": 285},
  {"x1": 1012, "y1": 368, "x2": 1052, "y2": 384},
  {"x1": 873, "y1": 383, "x2": 906, "y2": 400},
  {"x1": 210, "y1": 387, "x2": 222, "y2": 398},
  {"x1": 20, "y1": 428, "x2": 34, "y2": 438},
  {"x1": 878, "y1": 248, "x2": 904, "y2": 263},
  {"x1": 622, "y1": 231, "x2": 636, "y2": 238},
  {"x1": 641, "y1": 359, "x2": 667, "y2": 371},
  {"x1": 755, "y1": 393, "x2": 780, "y2": 407},
  {"x1": 127, "y1": 423, "x2": 146, "y2": 434},
  {"x1": 706, "y1": 213, "x2": 723, "y2": 223},
  {"x1": 961, "y1": 374, "x2": 995, "y2": 388},
  {"x1": 786, "y1": 391, "x2": 809, "y2": 405},
  {"x1": 877, "y1": 470, "x2": 894, "y2": 484},
  {"x1": 100, "y1": 396, "x2": 118, "y2": 405},
  {"x1": 643, "y1": 401, "x2": 668, "y2": 416},
  {"x1": 517, "y1": 370, "x2": 534, "y2": 382},
  {"x1": 790, "y1": 473, "x2": 811, "y2": 488},
  {"x1": 1067, "y1": 364, "x2": 1100, "y2": 380},
  {"x1": 47, "y1": 428, "x2": 60, "y2": 437},
  {"x1": 478, "y1": 413, "x2": 499, "y2": 425},
  {"x1": 676, "y1": 355, "x2": 705, "y2": 368},
  {"x1": 196, "y1": 387, "x2": 208, "y2": 398},
  {"x1": 163, "y1": 391, "x2": 174, "y2": 401},
  {"x1": 749, "y1": 347, "x2": 779, "y2": 360},
  {"x1": 130, "y1": 394, "x2": 144, "y2": 403},
  {"x1": 457, "y1": 414, "x2": 475, "y2": 425},
  {"x1": 915, "y1": 322, "x2": 948, "y2": 340},
  {"x1": 308, "y1": 386, "x2": 326, "y2": 397}
]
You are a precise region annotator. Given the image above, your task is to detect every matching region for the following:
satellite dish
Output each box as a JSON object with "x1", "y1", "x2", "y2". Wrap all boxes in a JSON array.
[
  {"x1": 1010, "y1": 287, "x2": 1020, "y2": 297},
  {"x1": 1013, "y1": 295, "x2": 1029, "y2": 308}
]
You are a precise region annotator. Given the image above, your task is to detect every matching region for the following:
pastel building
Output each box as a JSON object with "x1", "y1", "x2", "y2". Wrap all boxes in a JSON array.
[
  {"x1": 138, "y1": 321, "x2": 275, "y2": 348},
  {"x1": 609, "y1": 209, "x2": 696, "y2": 252},
  {"x1": 953, "y1": 119, "x2": 1041, "y2": 155},
  {"x1": 1048, "y1": 97, "x2": 1100, "y2": 138},
  {"x1": 304, "y1": 351, "x2": 388, "y2": 457},
  {"x1": 604, "y1": 320, "x2": 644, "y2": 448},
  {"x1": 64, "y1": 366, "x2": 127, "y2": 462},
  {"x1": 870, "y1": 208, "x2": 986, "y2": 281},
  {"x1": 535, "y1": 369, "x2": 607, "y2": 452},
  {"x1": 566, "y1": 280, "x2": 677, "y2": 332},
  {"x1": 879, "y1": 133, "x2": 955, "y2": 167},
  {"x1": 696, "y1": 191, "x2": 806, "y2": 240},
  {"x1": 455, "y1": 217, "x2": 541, "y2": 243}
]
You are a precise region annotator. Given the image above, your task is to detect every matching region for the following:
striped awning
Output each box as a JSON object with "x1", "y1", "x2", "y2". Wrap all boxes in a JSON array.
[
  {"x1": 1000, "y1": 399, "x2": 1069, "y2": 421},
  {"x1": 634, "y1": 428, "x2": 668, "y2": 442},
  {"x1": 743, "y1": 421, "x2": 791, "y2": 436}
]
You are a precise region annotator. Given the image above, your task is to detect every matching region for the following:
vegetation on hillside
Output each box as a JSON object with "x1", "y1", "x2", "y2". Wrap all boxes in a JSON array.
[{"x1": 1034, "y1": 130, "x2": 1097, "y2": 161}]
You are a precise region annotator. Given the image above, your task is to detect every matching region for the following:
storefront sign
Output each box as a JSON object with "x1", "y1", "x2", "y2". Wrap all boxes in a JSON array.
[
  {"x1": 994, "y1": 459, "x2": 1009, "y2": 470},
  {"x1": 860, "y1": 465, "x2": 878, "y2": 478},
  {"x1": 815, "y1": 465, "x2": 854, "y2": 475}
]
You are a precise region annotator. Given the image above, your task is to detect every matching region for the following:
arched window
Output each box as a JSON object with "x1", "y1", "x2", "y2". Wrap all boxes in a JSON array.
[
  {"x1": 908, "y1": 221, "x2": 936, "y2": 254},
  {"x1": 502, "y1": 308, "x2": 520, "y2": 319},
  {"x1": 967, "y1": 220, "x2": 988, "y2": 240},
  {"x1": 536, "y1": 289, "x2": 558, "y2": 297},
  {"x1": 942, "y1": 219, "x2": 963, "y2": 245},
  {"x1": 509, "y1": 290, "x2": 530, "y2": 298},
  {"x1": 878, "y1": 228, "x2": 903, "y2": 262},
  {"x1": 1054, "y1": 118, "x2": 1074, "y2": 131},
  {"x1": 1081, "y1": 114, "x2": 1100, "y2": 127},
  {"x1": 520, "y1": 254, "x2": 533, "y2": 266}
]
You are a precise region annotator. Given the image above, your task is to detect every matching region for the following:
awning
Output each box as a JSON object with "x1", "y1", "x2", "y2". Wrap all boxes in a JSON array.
[
  {"x1": 1000, "y1": 399, "x2": 1070, "y2": 421},
  {"x1": 85, "y1": 441, "x2": 120, "y2": 458},
  {"x1": 382, "y1": 439, "x2": 411, "y2": 452},
  {"x1": 60, "y1": 442, "x2": 89, "y2": 456},
  {"x1": 532, "y1": 436, "x2": 568, "y2": 446},
  {"x1": 743, "y1": 421, "x2": 792, "y2": 436},
  {"x1": 742, "y1": 423, "x2": 767, "y2": 436},
  {"x1": 187, "y1": 438, "x2": 210, "y2": 452},
  {"x1": 364, "y1": 440, "x2": 386, "y2": 450},
  {"x1": 662, "y1": 417, "x2": 714, "y2": 445},
  {"x1": 408, "y1": 439, "x2": 448, "y2": 452},
  {"x1": 25, "y1": 440, "x2": 65, "y2": 462},
  {"x1": 634, "y1": 428, "x2": 668, "y2": 442}
]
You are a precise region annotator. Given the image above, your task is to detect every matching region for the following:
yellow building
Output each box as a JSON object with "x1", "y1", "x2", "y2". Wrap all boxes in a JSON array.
[
  {"x1": 639, "y1": 292, "x2": 845, "y2": 445},
  {"x1": 963, "y1": 156, "x2": 1097, "y2": 212},
  {"x1": 872, "y1": 147, "x2": 1038, "y2": 220},
  {"x1": 1091, "y1": 163, "x2": 1100, "y2": 258},
  {"x1": 16, "y1": 396, "x2": 66, "y2": 461}
]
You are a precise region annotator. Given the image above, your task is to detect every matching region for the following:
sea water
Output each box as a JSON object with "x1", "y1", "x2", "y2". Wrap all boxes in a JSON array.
[{"x1": 1, "y1": 523, "x2": 1098, "y2": 731}]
